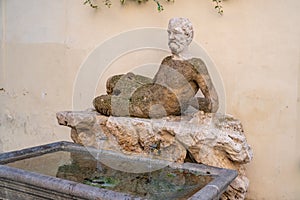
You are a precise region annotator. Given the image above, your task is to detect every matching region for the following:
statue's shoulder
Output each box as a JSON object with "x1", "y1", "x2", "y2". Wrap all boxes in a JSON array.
[
  {"x1": 161, "y1": 55, "x2": 173, "y2": 63},
  {"x1": 188, "y1": 57, "x2": 209, "y2": 74},
  {"x1": 188, "y1": 57, "x2": 205, "y2": 66}
]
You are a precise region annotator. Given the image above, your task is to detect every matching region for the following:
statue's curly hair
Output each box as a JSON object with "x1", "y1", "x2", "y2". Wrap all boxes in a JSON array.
[{"x1": 168, "y1": 17, "x2": 194, "y2": 44}]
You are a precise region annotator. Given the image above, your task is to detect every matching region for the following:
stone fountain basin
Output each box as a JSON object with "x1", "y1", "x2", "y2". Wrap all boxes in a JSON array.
[{"x1": 0, "y1": 141, "x2": 237, "y2": 200}]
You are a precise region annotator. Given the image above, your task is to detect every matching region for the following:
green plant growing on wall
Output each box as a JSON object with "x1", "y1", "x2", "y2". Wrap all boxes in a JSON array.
[
  {"x1": 212, "y1": 0, "x2": 223, "y2": 15},
  {"x1": 83, "y1": 0, "x2": 223, "y2": 14}
]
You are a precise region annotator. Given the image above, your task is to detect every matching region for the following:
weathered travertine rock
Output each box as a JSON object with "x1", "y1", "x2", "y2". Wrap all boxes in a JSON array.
[{"x1": 56, "y1": 109, "x2": 253, "y2": 199}]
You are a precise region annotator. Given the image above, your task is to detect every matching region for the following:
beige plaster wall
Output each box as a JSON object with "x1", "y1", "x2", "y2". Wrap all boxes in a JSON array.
[
  {"x1": 297, "y1": 51, "x2": 300, "y2": 198},
  {"x1": 0, "y1": 0, "x2": 299, "y2": 199}
]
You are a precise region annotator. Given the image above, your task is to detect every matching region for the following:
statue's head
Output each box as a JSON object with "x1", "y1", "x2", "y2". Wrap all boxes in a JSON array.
[{"x1": 167, "y1": 17, "x2": 194, "y2": 55}]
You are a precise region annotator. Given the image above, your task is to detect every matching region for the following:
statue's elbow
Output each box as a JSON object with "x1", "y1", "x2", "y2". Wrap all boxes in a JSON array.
[{"x1": 211, "y1": 98, "x2": 219, "y2": 113}]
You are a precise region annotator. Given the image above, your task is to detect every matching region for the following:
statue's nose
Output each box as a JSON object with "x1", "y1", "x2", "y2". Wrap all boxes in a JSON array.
[{"x1": 169, "y1": 32, "x2": 175, "y2": 39}]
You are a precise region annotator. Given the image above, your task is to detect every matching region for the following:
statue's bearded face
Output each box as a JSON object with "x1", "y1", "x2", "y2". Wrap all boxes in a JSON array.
[{"x1": 167, "y1": 26, "x2": 192, "y2": 55}]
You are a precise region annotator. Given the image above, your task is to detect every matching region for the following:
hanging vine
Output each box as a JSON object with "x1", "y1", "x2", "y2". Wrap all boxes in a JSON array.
[
  {"x1": 83, "y1": 0, "x2": 223, "y2": 14},
  {"x1": 212, "y1": 0, "x2": 223, "y2": 15}
]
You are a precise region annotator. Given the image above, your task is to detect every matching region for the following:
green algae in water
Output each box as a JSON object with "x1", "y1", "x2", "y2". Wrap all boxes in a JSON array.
[
  {"x1": 83, "y1": 176, "x2": 120, "y2": 188},
  {"x1": 6, "y1": 150, "x2": 213, "y2": 200}
]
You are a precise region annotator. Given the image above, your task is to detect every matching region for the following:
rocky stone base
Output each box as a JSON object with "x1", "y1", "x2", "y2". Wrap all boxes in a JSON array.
[{"x1": 56, "y1": 109, "x2": 253, "y2": 199}]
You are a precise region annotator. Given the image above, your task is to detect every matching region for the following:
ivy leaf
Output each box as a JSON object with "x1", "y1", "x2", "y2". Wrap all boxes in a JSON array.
[
  {"x1": 84, "y1": 0, "x2": 98, "y2": 8},
  {"x1": 212, "y1": 0, "x2": 223, "y2": 15},
  {"x1": 154, "y1": 0, "x2": 164, "y2": 12},
  {"x1": 103, "y1": 0, "x2": 112, "y2": 8}
]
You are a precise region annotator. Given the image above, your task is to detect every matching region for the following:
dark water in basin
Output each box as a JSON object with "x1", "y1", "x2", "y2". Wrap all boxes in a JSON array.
[{"x1": 6, "y1": 150, "x2": 213, "y2": 200}]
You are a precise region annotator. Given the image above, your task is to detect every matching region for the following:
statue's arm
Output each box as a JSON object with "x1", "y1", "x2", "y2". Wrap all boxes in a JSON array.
[
  {"x1": 106, "y1": 73, "x2": 153, "y2": 95},
  {"x1": 189, "y1": 58, "x2": 219, "y2": 113}
]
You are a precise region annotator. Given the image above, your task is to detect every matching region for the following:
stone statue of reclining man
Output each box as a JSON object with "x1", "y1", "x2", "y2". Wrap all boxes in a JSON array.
[{"x1": 93, "y1": 17, "x2": 219, "y2": 118}]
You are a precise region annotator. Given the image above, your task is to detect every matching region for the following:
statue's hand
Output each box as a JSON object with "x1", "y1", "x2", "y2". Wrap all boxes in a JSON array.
[
  {"x1": 93, "y1": 95, "x2": 112, "y2": 116},
  {"x1": 188, "y1": 97, "x2": 212, "y2": 113}
]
